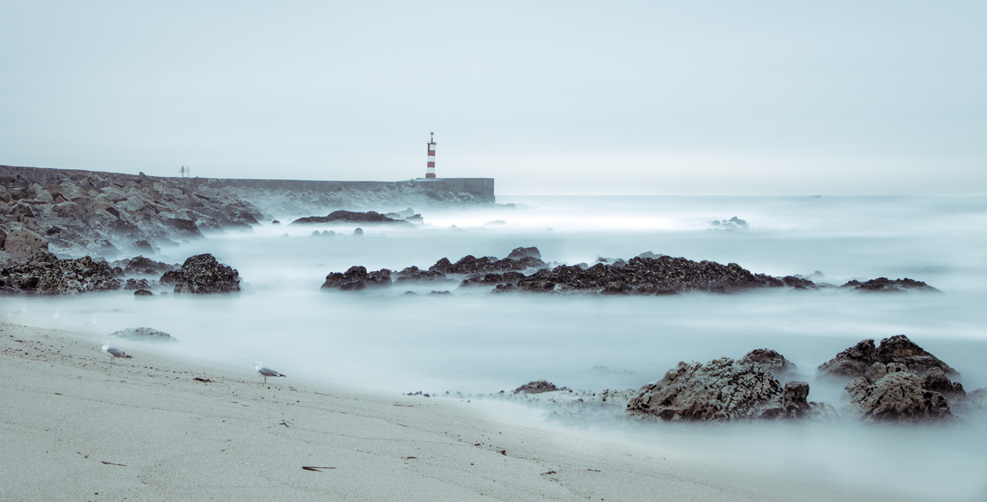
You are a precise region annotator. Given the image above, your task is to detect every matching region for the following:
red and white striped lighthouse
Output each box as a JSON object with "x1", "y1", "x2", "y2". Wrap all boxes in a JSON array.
[{"x1": 425, "y1": 132, "x2": 436, "y2": 178}]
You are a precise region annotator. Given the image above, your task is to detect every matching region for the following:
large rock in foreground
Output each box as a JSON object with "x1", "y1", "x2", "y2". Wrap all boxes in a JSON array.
[
  {"x1": 159, "y1": 254, "x2": 240, "y2": 294},
  {"x1": 818, "y1": 335, "x2": 957, "y2": 379},
  {"x1": 626, "y1": 357, "x2": 832, "y2": 422},
  {"x1": 844, "y1": 369, "x2": 954, "y2": 423},
  {"x1": 0, "y1": 251, "x2": 121, "y2": 294}
]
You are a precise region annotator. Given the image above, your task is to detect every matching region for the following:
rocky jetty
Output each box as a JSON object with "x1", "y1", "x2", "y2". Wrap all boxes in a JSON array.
[
  {"x1": 291, "y1": 210, "x2": 413, "y2": 225},
  {"x1": 0, "y1": 166, "x2": 264, "y2": 261},
  {"x1": 817, "y1": 335, "x2": 957, "y2": 378},
  {"x1": 0, "y1": 251, "x2": 121, "y2": 295},
  {"x1": 625, "y1": 357, "x2": 836, "y2": 422},
  {"x1": 159, "y1": 254, "x2": 240, "y2": 294},
  {"x1": 495, "y1": 255, "x2": 815, "y2": 295},
  {"x1": 841, "y1": 277, "x2": 939, "y2": 292}
]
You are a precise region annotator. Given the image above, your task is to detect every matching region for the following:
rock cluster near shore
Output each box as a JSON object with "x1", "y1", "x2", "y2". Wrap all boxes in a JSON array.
[{"x1": 291, "y1": 210, "x2": 416, "y2": 225}]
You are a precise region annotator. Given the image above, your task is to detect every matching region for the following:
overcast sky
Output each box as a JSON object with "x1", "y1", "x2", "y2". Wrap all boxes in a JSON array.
[{"x1": 1, "y1": 1, "x2": 985, "y2": 195}]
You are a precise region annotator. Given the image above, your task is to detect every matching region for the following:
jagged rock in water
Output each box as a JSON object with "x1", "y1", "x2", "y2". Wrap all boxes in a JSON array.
[
  {"x1": 428, "y1": 252, "x2": 546, "y2": 275},
  {"x1": 506, "y1": 246, "x2": 541, "y2": 260},
  {"x1": 321, "y1": 266, "x2": 392, "y2": 291},
  {"x1": 291, "y1": 210, "x2": 410, "y2": 225},
  {"x1": 626, "y1": 358, "x2": 831, "y2": 422},
  {"x1": 818, "y1": 335, "x2": 957, "y2": 379},
  {"x1": 922, "y1": 367, "x2": 966, "y2": 398},
  {"x1": 110, "y1": 327, "x2": 174, "y2": 342},
  {"x1": 875, "y1": 334, "x2": 957, "y2": 377},
  {"x1": 122, "y1": 255, "x2": 176, "y2": 275},
  {"x1": 496, "y1": 255, "x2": 812, "y2": 295},
  {"x1": 394, "y1": 266, "x2": 447, "y2": 283},
  {"x1": 134, "y1": 289, "x2": 153, "y2": 296},
  {"x1": 0, "y1": 251, "x2": 121, "y2": 295},
  {"x1": 818, "y1": 340, "x2": 879, "y2": 378},
  {"x1": 159, "y1": 254, "x2": 240, "y2": 294},
  {"x1": 459, "y1": 271, "x2": 526, "y2": 287},
  {"x1": 3, "y1": 228, "x2": 49, "y2": 262},
  {"x1": 841, "y1": 277, "x2": 939, "y2": 292},
  {"x1": 739, "y1": 349, "x2": 798, "y2": 376},
  {"x1": 124, "y1": 278, "x2": 151, "y2": 290},
  {"x1": 513, "y1": 380, "x2": 560, "y2": 394},
  {"x1": 843, "y1": 372, "x2": 954, "y2": 423}
]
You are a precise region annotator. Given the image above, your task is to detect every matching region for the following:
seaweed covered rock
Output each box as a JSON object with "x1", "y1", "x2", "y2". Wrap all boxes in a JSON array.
[
  {"x1": 818, "y1": 335, "x2": 957, "y2": 379},
  {"x1": 496, "y1": 255, "x2": 813, "y2": 295},
  {"x1": 321, "y1": 266, "x2": 392, "y2": 291},
  {"x1": 843, "y1": 372, "x2": 954, "y2": 423},
  {"x1": 159, "y1": 254, "x2": 240, "y2": 294},
  {"x1": 0, "y1": 251, "x2": 121, "y2": 294},
  {"x1": 739, "y1": 349, "x2": 798, "y2": 376},
  {"x1": 625, "y1": 358, "x2": 829, "y2": 422}
]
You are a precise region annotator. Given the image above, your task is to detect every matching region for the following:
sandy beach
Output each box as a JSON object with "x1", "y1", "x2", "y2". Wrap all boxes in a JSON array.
[{"x1": 0, "y1": 320, "x2": 905, "y2": 502}]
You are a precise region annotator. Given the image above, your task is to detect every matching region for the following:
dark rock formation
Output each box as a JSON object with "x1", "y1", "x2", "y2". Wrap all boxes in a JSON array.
[
  {"x1": 507, "y1": 246, "x2": 541, "y2": 260},
  {"x1": 496, "y1": 255, "x2": 813, "y2": 295},
  {"x1": 159, "y1": 254, "x2": 240, "y2": 294},
  {"x1": 321, "y1": 266, "x2": 392, "y2": 291},
  {"x1": 120, "y1": 255, "x2": 176, "y2": 275},
  {"x1": 922, "y1": 367, "x2": 965, "y2": 397},
  {"x1": 124, "y1": 278, "x2": 151, "y2": 290},
  {"x1": 394, "y1": 266, "x2": 448, "y2": 283},
  {"x1": 513, "y1": 380, "x2": 561, "y2": 394},
  {"x1": 626, "y1": 357, "x2": 833, "y2": 422},
  {"x1": 459, "y1": 271, "x2": 526, "y2": 287},
  {"x1": 291, "y1": 210, "x2": 410, "y2": 225},
  {"x1": 841, "y1": 277, "x2": 939, "y2": 292},
  {"x1": 843, "y1": 371, "x2": 954, "y2": 423},
  {"x1": 134, "y1": 289, "x2": 153, "y2": 296},
  {"x1": 428, "y1": 252, "x2": 546, "y2": 275},
  {"x1": 818, "y1": 335, "x2": 957, "y2": 379},
  {"x1": 110, "y1": 327, "x2": 174, "y2": 342},
  {"x1": 0, "y1": 251, "x2": 121, "y2": 294},
  {"x1": 739, "y1": 349, "x2": 798, "y2": 376}
]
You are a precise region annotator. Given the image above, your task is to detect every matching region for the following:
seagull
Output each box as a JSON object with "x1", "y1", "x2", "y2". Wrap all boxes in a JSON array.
[
  {"x1": 255, "y1": 361, "x2": 286, "y2": 384},
  {"x1": 102, "y1": 343, "x2": 132, "y2": 363}
]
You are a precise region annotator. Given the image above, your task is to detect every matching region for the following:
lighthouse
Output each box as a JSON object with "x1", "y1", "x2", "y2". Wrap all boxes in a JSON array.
[{"x1": 425, "y1": 132, "x2": 436, "y2": 178}]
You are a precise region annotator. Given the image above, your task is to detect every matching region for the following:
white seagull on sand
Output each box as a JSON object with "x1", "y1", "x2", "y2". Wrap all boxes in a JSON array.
[
  {"x1": 102, "y1": 343, "x2": 132, "y2": 363},
  {"x1": 255, "y1": 361, "x2": 286, "y2": 384}
]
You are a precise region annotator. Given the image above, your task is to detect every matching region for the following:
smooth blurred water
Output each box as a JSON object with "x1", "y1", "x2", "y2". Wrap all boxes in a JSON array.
[{"x1": 5, "y1": 195, "x2": 987, "y2": 499}]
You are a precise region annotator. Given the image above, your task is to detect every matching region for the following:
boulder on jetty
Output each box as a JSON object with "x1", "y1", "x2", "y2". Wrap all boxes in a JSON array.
[
  {"x1": 322, "y1": 266, "x2": 392, "y2": 291},
  {"x1": 2, "y1": 228, "x2": 49, "y2": 262},
  {"x1": 626, "y1": 357, "x2": 834, "y2": 422},
  {"x1": 0, "y1": 251, "x2": 121, "y2": 295},
  {"x1": 291, "y1": 210, "x2": 411, "y2": 225},
  {"x1": 159, "y1": 254, "x2": 240, "y2": 294},
  {"x1": 841, "y1": 277, "x2": 939, "y2": 292},
  {"x1": 817, "y1": 335, "x2": 957, "y2": 379},
  {"x1": 496, "y1": 255, "x2": 815, "y2": 295}
]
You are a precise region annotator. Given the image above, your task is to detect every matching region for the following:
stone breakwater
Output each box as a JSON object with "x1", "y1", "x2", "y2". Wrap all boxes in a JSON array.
[{"x1": 0, "y1": 164, "x2": 495, "y2": 265}]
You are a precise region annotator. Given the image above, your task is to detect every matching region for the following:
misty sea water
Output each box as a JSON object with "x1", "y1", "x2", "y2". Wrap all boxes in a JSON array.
[{"x1": 6, "y1": 195, "x2": 987, "y2": 499}]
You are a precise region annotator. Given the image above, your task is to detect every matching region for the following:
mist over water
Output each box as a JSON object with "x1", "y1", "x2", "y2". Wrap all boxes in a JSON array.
[{"x1": 7, "y1": 195, "x2": 987, "y2": 499}]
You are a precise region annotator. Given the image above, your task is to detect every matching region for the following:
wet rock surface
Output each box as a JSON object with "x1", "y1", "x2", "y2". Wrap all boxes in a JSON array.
[
  {"x1": 116, "y1": 255, "x2": 177, "y2": 275},
  {"x1": 739, "y1": 349, "x2": 798, "y2": 376},
  {"x1": 321, "y1": 266, "x2": 392, "y2": 291},
  {"x1": 818, "y1": 335, "x2": 957, "y2": 379},
  {"x1": 625, "y1": 357, "x2": 831, "y2": 422},
  {"x1": 0, "y1": 251, "x2": 121, "y2": 294},
  {"x1": 159, "y1": 253, "x2": 240, "y2": 294},
  {"x1": 843, "y1": 371, "x2": 954, "y2": 423},
  {"x1": 291, "y1": 210, "x2": 412, "y2": 225},
  {"x1": 841, "y1": 277, "x2": 939, "y2": 292}
]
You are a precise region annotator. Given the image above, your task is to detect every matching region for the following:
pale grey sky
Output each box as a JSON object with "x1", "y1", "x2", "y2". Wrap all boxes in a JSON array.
[{"x1": 1, "y1": 1, "x2": 984, "y2": 194}]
